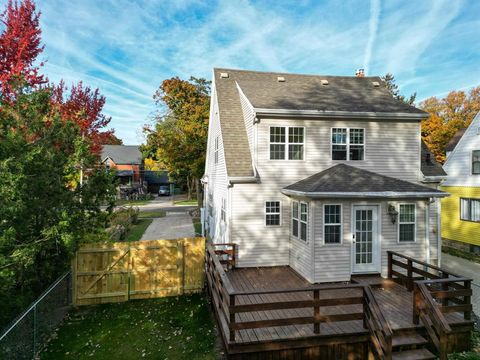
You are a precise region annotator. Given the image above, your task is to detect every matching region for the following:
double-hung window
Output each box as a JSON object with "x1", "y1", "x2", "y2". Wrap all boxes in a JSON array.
[
  {"x1": 214, "y1": 136, "x2": 220, "y2": 164},
  {"x1": 265, "y1": 201, "x2": 281, "y2": 226},
  {"x1": 292, "y1": 201, "x2": 308, "y2": 241},
  {"x1": 269, "y1": 126, "x2": 304, "y2": 160},
  {"x1": 398, "y1": 204, "x2": 415, "y2": 242},
  {"x1": 331, "y1": 128, "x2": 364, "y2": 161},
  {"x1": 473, "y1": 150, "x2": 480, "y2": 175},
  {"x1": 324, "y1": 205, "x2": 342, "y2": 244},
  {"x1": 460, "y1": 198, "x2": 480, "y2": 222}
]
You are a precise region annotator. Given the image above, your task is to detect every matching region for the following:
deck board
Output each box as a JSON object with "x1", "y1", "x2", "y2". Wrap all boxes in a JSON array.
[{"x1": 224, "y1": 266, "x2": 468, "y2": 345}]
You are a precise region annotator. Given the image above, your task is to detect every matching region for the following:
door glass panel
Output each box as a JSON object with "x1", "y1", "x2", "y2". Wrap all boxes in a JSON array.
[{"x1": 355, "y1": 209, "x2": 373, "y2": 265}]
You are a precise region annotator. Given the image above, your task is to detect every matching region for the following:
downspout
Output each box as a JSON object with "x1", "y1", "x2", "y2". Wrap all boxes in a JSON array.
[
  {"x1": 425, "y1": 200, "x2": 430, "y2": 264},
  {"x1": 437, "y1": 199, "x2": 442, "y2": 266}
]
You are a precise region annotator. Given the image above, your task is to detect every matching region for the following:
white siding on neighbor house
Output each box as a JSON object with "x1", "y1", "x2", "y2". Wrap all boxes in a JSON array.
[
  {"x1": 204, "y1": 87, "x2": 230, "y2": 244},
  {"x1": 443, "y1": 112, "x2": 480, "y2": 187},
  {"x1": 313, "y1": 199, "x2": 429, "y2": 283},
  {"x1": 256, "y1": 118, "x2": 422, "y2": 184}
]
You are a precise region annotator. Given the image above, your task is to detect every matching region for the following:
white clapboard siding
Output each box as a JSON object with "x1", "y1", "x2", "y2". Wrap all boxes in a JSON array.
[
  {"x1": 257, "y1": 118, "x2": 421, "y2": 184},
  {"x1": 289, "y1": 201, "x2": 314, "y2": 282},
  {"x1": 443, "y1": 112, "x2": 480, "y2": 187},
  {"x1": 313, "y1": 200, "x2": 428, "y2": 283},
  {"x1": 231, "y1": 183, "x2": 290, "y2": 267},
  {"x1": 238, "y1": 86, "x2": 255, "y2": 156},
  {"x1": 205, "y1": 87, "x2": 230, "y2": 244}
]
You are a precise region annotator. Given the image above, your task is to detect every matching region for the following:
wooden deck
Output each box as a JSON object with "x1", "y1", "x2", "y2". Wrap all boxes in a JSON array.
[
  {"x1": 206, "y1": 244, "x2": 474, "y2": 359},
  {"x1": 225, "y1": 266, "x2": 468, "y2": 344}
]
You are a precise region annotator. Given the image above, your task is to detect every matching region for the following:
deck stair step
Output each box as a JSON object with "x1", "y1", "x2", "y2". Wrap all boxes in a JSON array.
[
  {"x1": 351, "y1": 274, "x2": 395, "y2": 289},
  {"x1": 392, "y1": 333, "x2": 429, "y2": 348},
  {"x1": 392, "y1": 348, "x2": 436, "y2": 360}
]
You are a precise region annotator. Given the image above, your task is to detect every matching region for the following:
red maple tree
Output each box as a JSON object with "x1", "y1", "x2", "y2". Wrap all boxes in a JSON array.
[
  {"x1": 0, "y1": 0, "x2": 45, "y2": 101},
  {"x1": 51, "y1": 81, "x2": 115, "y2": 154}
]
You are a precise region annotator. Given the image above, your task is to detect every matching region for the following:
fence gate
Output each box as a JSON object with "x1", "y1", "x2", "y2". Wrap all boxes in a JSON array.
[{"x1": 72, "y1": 238, "x2": 205, "y2": 306}]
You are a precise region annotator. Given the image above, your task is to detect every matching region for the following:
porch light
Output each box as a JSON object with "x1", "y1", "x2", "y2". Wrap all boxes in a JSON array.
[{"x1": 387, "y1": 204, "x2": 399, "y2": 224}]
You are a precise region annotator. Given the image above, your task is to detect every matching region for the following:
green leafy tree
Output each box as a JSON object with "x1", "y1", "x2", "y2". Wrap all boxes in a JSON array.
[
  {"x1": 382, "y1": 73, "x2": 417, "y2": 105},
  {"x1": 143, "y1": 76, "x2": 210, "y2": 203},
  {"x1": 0, "y1": 88, "x2": 116, "y2": 327}
]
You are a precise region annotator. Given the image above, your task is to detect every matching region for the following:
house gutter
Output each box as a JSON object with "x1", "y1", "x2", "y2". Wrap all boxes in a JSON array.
[
  {"x1": 228, "y1": 176, "x2": 259, "y2": 185},
  {"x1": 421, "y1": 176, "x2": 447, "y2": 183},
  {"x1": 281, "y1": 189, "x2": 449, "y2": 199},
  {"x1": 254, "y1": 108, "x2": 429, "y2": 121}
]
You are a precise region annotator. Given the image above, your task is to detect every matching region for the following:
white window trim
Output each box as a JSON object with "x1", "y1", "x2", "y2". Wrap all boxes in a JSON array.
[
  {"x1": 331, "y1": 127, "x2": 366, "y2": 161},
  {"x1": 472, "y1": 150, "x2": 480, "y2": 175},
  {"x1": 265, "y1": 200, "x2": 282, "y2": 227},
  {"x1": 214, "y1": 136, "x2": 219, "y2": 165},
  {"x1": 323, "y1": 204, "x2": 343, "y2": 245},
  {"x1": 269, "y1": 126, "x2": 306, "y2": 161},
  {"x1": 291, "y1": 200, "x2": 308, "y2": 241},
  {"x1": 397, "y1": 203, "x2": 416, "y2": 243},
  {"x1": 460, "y1": 198, "x2": 480, "y2": 222}
]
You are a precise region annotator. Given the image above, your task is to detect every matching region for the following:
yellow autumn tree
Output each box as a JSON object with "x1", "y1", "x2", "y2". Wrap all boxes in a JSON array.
[{"x1": 420, "y1": 86, "x2": 480, "y2": 163}]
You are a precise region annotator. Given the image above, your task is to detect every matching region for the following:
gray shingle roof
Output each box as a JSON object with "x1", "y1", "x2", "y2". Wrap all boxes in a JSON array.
[
  {"x1": 445, "y1": 128, "x2": 466, "y2": 152},
  {"x1": 101, "y1": 145, "x2": 142, "y2": 165},
  {"x1": 214, "y1": 68, "x2": 429, "y2": 177},
  {"x1": 421, "y1": 141, "x2": 447, "y2": 177},
  {"x1": 283, "y1": 164, "x2": 445, "y2": 197}
]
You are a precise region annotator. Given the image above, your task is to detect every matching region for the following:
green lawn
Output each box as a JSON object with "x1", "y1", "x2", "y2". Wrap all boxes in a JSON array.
[
  {"x1": 174, "y1": 199, "x2": 198, "y2": 206},
  {"x1": 41, "y1": 295, "x2": 220, "y2": 360},
  {"x1": 138, "y1": 211, "x2": 166, "y2": 219},
  {"x1": 442, "y1": 246, "x2": 480, "y2": 264},
  {"x1": 124, "y1": 219, "x2": 152, "y2": 242},
  {"x1": 116, "y1": 199, "x2": 153, "y2": 206}
]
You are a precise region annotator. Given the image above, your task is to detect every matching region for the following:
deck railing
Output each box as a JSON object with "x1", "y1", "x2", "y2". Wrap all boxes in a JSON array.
[
  {"x1": 387, "y1": 251, "x2": 473, "y2": 360},
  {"x1": 206, "y1": 243, "x2": 393, "y2": 359}
]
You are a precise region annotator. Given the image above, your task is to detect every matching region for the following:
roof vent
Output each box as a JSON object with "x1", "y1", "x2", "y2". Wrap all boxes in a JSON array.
[
  {"x1": 321, "y1": 79, "x2": 329, "y2": 85},
  {"x1": 372, "y1": 81, "x2": 380, "y2": 87},
  {"x1": 220, "y1": 72, "x2": 229, "y2": 79},
  {"x1": 277, "y1": 76, "x2": 285, "y2": 82}
]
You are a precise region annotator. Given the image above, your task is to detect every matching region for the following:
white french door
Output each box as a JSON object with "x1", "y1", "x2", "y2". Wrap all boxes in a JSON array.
[{"x1": 352, "y1": 205, "x2": 380, "y2": 273}]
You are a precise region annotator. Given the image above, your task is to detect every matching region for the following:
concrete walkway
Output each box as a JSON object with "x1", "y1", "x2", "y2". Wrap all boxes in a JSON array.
[
  {"x1": 441, "y1": 252, "x2": 480, "y2": 316},
  {"x1": 141, "y1": 211, "x2": 195, "y2": 240}
]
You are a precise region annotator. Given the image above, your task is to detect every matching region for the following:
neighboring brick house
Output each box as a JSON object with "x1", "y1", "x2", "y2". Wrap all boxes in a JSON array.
[{"x1": 101, "y1": 145, "x2": 143, "y2": 185}]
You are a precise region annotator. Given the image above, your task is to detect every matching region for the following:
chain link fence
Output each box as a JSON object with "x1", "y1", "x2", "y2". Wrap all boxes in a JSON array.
[{"x1": 0, "y1": 272, "x2": 71, "y2": 360}]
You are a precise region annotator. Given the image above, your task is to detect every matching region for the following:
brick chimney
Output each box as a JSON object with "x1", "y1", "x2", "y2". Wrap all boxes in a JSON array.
[{"x1": 355, "y1": 69, "x2": 365, "y2": 77}]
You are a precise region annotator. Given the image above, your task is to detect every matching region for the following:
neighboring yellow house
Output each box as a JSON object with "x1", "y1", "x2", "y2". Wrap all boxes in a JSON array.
[{"x1": 441, "y1": 112, "x2": 480, "y2": 252}]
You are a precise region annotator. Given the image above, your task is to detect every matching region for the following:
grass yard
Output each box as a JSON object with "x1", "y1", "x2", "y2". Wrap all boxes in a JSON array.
[
  {"x1": 41, "y1": 295, "x2": 221, "y2": 360},
  {"x1": 116, "y1": 199, "x2": 153, "y2": 206},
  {"x1": 124, "y1": 219, "x2": 153, "y2": 242},
  {"x1": 138, "y1": 210, "x2": 167, "y2": 219},
  {"x1": 174, "y1": 199, "x2": 198, "y2": 206}
]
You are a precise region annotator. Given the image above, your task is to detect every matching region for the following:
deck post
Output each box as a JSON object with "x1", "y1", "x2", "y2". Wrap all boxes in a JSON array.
[
  {"x1": 313, "y1": 289, "x2": 320, "y2": 334},
  {"x1": 232, "y1": 244, "x2": 237, "y2": 269},
  {"x1": 464, "y1": 280, "x2": 472, "y2": 320},
  {"x1": 412, "y1": 283, "x2": 419, "y2": 325},
  {"x1": 407, "y1": 259, "x2": 413, "y2": 291},
  {"x1": 441, "y1": 271, "x2": 449, "y2": 307},
  {"x1": 387, "y1": 252, "x2": 392, "y2": 279},
  {"x1": 229, "y1": 294, "x2": 236, "y2": 342}
]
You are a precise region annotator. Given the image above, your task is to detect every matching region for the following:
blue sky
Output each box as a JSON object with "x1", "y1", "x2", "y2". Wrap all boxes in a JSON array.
[{"x1": 15, "y1": 0, "x2": 480, "y2": 144}]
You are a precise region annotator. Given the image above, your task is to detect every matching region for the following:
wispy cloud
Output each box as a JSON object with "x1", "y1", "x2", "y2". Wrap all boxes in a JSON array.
[
  {"x1": 3, "y1": 0, "x2": 475, "y2": 144},
  {"x1": 363, "y1": 0, "x2": 380, "y2": 75}
]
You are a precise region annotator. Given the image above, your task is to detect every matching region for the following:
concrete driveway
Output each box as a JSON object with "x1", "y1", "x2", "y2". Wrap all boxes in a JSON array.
[
  {"x1": 441, "y1": 252, "x2": 480, "y2": 316},
  {"x1": 141, "y1": 211, "x2": 195, "y2": 240}
]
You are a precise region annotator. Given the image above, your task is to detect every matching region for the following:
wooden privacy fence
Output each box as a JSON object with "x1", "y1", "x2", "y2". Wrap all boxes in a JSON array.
[{"x1": 72, "y1": 237, "x2": 205, "y2": 306}]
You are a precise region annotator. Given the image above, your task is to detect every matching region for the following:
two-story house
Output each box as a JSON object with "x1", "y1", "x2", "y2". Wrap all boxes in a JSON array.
[
  {"x1": 441, "y1": 112, "x2": 480, "y2": 254},
  {"x1": 101, "y1": 145, "x2": 143, "y2": 185},
  {"x1": 203, "y1": 68, "x2": 447, "y2": 283}
]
